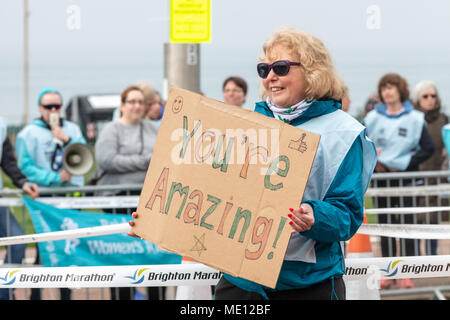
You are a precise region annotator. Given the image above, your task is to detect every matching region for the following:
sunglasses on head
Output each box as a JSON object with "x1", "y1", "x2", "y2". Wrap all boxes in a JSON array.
[
  {"x1": 257, "y1": 60, "x2": 301, "y2": 79},
  {"x1": 42, "y1": 104, "x2": 62, "y2": 110},
  {"x1": 422, "y1": 94, "x2": 437, "y2": 99}
]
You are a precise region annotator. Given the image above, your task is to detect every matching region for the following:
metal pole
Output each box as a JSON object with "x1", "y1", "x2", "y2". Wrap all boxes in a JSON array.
[
  {"x1": 163, "y1": 43, "x2": 201, "y2": 100},
  {"x1": 23, "y1": 0, "x2": 30, "y2": 125}
]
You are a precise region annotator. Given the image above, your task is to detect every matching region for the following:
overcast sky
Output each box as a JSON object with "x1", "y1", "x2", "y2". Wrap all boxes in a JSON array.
[
  {"x1": 1, "y1": 0, "x2": 450, "y2": 122},
  {"x1": 2, "y1": 0, "x2": 449, "y2": 62}
]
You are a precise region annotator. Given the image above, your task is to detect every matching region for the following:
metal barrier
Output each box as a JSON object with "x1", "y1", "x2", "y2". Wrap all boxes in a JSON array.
[
  {"x1": 366, "y1": 170, "x2": 450, "y2": 299},
  {"x1": 0, "y1": 184, "x2": 142, "y2": 300},
  {"x1": 369, "y1": 170, "x2": 450, "y2": 258},
  {"x1": 1, "y1": 170, "x2": 450, "y2": 300}
]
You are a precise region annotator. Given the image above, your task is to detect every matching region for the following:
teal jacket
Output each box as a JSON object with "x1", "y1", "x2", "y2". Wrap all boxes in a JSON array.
[
  {"x1": 223, "y1": 100, "x2": 376, "y2": 298},
  {"x1": 15, "y1": 118, "x2": 86, "y2": 187}
]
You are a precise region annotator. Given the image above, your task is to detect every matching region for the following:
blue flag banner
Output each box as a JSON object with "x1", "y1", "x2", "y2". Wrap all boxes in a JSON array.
[{"x1": 23, "y1": 197, "x2": 182, "y2": 267}]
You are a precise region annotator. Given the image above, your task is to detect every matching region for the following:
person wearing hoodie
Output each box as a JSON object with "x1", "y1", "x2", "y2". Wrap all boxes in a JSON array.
[
  {"x1": 364, "y1": 73, "x2": 434, "y2": 289},
  {"x1": 129, "y1": 27, "x2": 378, "y2": 300},
  {"x1": 15, "y1": 88, "x2": 86, "y2": 188},
  {"x1": 412, "y1": 80, "x2": 448, "y2": 256},
  {"x1": 15, "y1": 88, "x2": 86, "y2": 300}
]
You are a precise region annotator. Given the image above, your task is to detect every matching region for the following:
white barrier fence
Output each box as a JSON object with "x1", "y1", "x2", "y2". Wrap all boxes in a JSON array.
[
  {"x1": 0, "y1": 223, "x2": 130, "y2": 246},
  {"x1": 0, "y1": 196, "x2": 140, "y2": 209},
  {"x1": 1, "y1": 221, "x2": 450, "y2": 248},
  {"x1": 1, "y1": 183, "x2": 449, "y2": 291},
  {"x1": 0, "y1": 263, "x2": 220, "y2": 288},
  {"x1": 1, "y1": 255, "x2": 449, "y2": 288},
  {"x1": 1, "y1": 196, "x2": 450, "y2": 211},
  {"x1": 1, "y1": 217, "x2": 450, "y2": 288}
]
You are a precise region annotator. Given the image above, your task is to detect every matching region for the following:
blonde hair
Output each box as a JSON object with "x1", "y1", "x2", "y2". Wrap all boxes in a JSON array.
[{"x1": 260, "y1": 27, "x2": 346, "y2": 101}]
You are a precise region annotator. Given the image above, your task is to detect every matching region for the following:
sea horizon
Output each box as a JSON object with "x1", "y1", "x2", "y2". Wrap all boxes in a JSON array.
[{"x1": 1, "y1": 52, "x2": 449, "y2": 126}]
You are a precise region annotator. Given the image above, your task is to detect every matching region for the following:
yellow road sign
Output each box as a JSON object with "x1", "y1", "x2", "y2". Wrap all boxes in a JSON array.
[{"x1": 170, "y1": 0, "x2": 211, "y2": 43}]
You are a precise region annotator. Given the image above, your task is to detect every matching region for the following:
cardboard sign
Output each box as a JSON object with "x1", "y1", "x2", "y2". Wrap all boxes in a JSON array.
[{"x1": 133, "y1": 87, "x2": 320, "y2": 288}]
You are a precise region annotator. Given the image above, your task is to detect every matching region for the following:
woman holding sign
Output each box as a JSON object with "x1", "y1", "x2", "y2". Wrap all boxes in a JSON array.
[
  {"x1": 213, "y1": 27, "x2": 377, "y2": 300},
  {"x1": 129, "y1": 27, "x2": 377, "y2": 300}
]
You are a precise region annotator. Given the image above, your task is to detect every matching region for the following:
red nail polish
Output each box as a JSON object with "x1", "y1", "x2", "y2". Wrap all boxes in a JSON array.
[
  {"x1": 289, "y1": 221, "x2": 293, "y2": 225},
  {"x1": 289, "y1": 208, "x2": 294, "y2": 212},
  {"x1": 288, "y1": 214, "x2": 292, "y2": 218}
]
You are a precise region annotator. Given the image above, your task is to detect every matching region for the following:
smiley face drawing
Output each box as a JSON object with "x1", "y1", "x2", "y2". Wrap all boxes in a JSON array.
[{"x1": 172, "y1": 96, "x2": 183, "y2": 113}]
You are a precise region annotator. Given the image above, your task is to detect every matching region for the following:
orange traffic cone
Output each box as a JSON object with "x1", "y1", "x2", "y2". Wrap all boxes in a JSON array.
[
  {"x1": 345, "y1": 213, "x2": 381, "y2": 300},
  {"x1": 347, "y1": 214, "x2": 373, "y2": 258}
]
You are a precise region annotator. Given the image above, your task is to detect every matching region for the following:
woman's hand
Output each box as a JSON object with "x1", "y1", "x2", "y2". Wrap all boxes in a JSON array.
[
  {"x1": 22, "y1": 182, "x2": 39, "y2": 199},
  {"x1": 288, "y1": 203, "x2": 315, "y2": 233},
  {"x1": 60, "y1": 169, "x2": 72, "y2": 183},
  {"x1": 127, "y1": 212, "x2": 140, "y2": 238},
  {"x1": 51, "y1": 125, "x2": 70, "y2": 143}
]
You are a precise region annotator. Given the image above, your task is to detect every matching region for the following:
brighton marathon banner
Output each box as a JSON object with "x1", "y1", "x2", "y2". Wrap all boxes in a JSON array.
[
  {"x1": 343, "y1": 255, "x2": 450, "y2": 282},
  {"x1": 1, "y1": 255, "x2": 450, "y2": 288},
  {"x1": 23, "y1": 197, "x2": 182, "y2": 267},
  {"x1": 0, "y1": 263, "x2": 221, "y2": 288}
]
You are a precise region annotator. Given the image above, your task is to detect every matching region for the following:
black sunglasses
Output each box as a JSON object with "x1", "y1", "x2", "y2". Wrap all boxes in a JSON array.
[
  {"x1": 42, "y1": 104, "x2": 62, "y2": 110},
  {"x1": 257, "y1": 60, "x2": 301, "y2": 79}
]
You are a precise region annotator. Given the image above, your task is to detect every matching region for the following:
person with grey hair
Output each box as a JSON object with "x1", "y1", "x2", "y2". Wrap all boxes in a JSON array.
[
  {"x1": 413, "y1": 80, "x2": 448, "y2": 256},
  {"x1": 412, "y1": 80, "x2": 443, "y2": 112}
]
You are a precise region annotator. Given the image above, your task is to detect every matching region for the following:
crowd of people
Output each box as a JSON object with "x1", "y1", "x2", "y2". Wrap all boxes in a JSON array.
[{"x1": 1, "y1": 26, "x2": 448, "y2": 300}]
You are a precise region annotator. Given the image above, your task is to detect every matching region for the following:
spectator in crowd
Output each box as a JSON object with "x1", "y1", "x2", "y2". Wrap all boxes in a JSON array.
[
  {"x1": 364, "y1": 73, "x2": 434, "y2": 289},
  {"x1": 413, "y1": 80, "x2": 448, "y2": 256},
  {"x1": 222, "y1": 76, "x2": 248, "y2": 107},
  {"x1": 0, "y1": 117, "x2": 38, "y2": 300},
  {"x1": 16, "y1": 88, "x2": 87, "y2": 188},
  {"x1": 15, "y1": 88, "x2": 86, "y2": 300},
  {"x1": 442, "y1": 123, "x2": 450, "y2": 187},
  {"x1": 357, "y1": 93, "x2": 380, "y2": 122},
  {"x1": 134, "y1": 81, "x2": 165, "y2": 124},
  {"x1": 129, "y1": 81, "x2": 165, "y2": 299},
  {"x1": 113, "y1": 81, "x2": 165, "y2": 124},
  {"x1": 95, "y1": 85, "x2": 159, "y2": 300},
  {"x1": 130, "y1": 27, "x2": 378, "y2": 300}
]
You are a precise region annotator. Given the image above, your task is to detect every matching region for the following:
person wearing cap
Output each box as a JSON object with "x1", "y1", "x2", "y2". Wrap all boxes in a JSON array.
[
  {"x1": 15, "y1": 88, "x2": 87, "y2": 300},
  {"x1": 15, "y1": 88, "x2": 87, "y2": 187}
]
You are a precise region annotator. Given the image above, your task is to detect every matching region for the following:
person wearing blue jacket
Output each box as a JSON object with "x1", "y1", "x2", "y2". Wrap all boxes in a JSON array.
[
  {"x1": 15, "y1": 88, "x2": 87, "y2": 187},
  {"x1": 129, "y1": 27, "x2": 377, "y2": 300},
  {"x1": 15, "y1": 88, "x2": 86, "y2": 300},
  {"x1": 212, "y1": 27, "x2": 377, "y2": 300}
]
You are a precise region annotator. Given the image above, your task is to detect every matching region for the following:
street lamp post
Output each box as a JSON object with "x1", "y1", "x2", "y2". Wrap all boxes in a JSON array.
[{"x1": 23, "y1": 0, "x2": 30, "y2": 125}]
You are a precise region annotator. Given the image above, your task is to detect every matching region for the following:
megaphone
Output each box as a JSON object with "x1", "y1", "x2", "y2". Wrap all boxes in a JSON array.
[{"x1": 63, "y1": 143, "x2": 95, "y2": 176}]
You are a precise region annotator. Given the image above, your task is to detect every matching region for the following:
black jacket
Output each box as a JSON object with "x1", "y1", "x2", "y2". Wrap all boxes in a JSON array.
[{"x1": 1, "y1": 136, "x2": 28, "y2": 188}]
